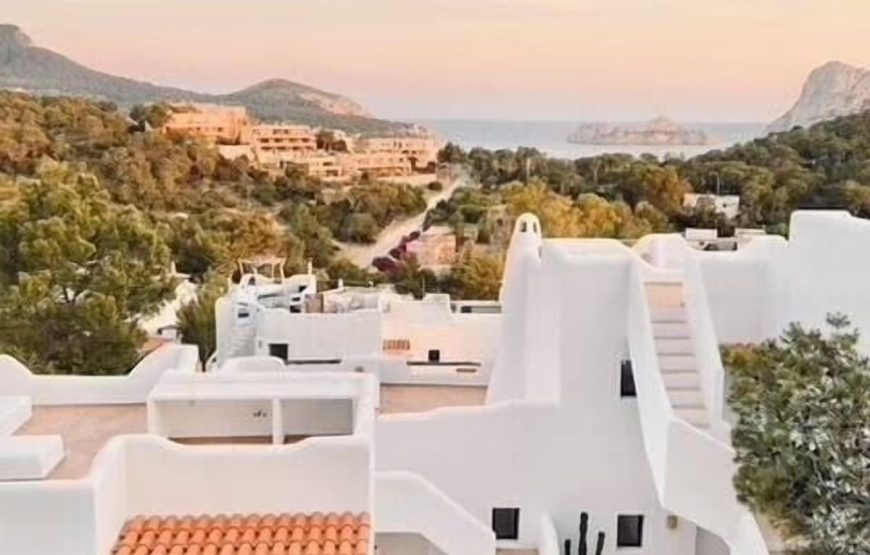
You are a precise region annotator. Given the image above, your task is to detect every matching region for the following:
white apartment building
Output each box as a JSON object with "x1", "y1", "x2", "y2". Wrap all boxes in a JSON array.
[
  {"x1": 162, "y1": 104, "x2": 251, "y2": 144},
  {"x1": 242, "y1": 124, "x2": 319, "y2": 156},
  {"x1": 357, "y1": 137, "x2": 444, "y2": 171},
  {"x1": 2, "y1": 210, "x2": 868, "y2": 555},
  {"x1": 214, "y1": 274, "x2": 500, "y2": 388}
]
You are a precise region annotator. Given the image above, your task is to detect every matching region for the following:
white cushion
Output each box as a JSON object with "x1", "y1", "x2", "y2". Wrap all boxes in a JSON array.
[{"x1": 0, "y1": 436, "x2": 64, "y2": 480}]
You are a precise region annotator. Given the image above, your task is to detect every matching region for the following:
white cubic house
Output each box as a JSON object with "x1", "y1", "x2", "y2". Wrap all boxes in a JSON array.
[{"x1": 1, "y1": 210, "x2": 867, "y2": 555}]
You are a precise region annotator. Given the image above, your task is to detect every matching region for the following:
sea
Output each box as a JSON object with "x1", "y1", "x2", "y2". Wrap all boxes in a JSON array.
[{"x1": 416, "y1": 120, "x2": 767, "y2": 160}]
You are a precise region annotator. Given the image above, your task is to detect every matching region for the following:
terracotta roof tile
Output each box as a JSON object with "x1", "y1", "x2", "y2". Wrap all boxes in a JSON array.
[{"x1": 114, "y1": 513, "x2": 370, "y2": 555}]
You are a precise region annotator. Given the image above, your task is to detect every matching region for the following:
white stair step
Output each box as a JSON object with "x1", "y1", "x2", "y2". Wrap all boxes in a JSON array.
[
  {"x1": 675, "y1": 407, "x2": 710, "y2": 428},
  {"x1": 658, "y1": 354, "x2": 696, "y2": 371},
  {"x1": 655, "y1": 338, "x2": 693, "y2": 355},
  {"x1": 668, "y1": 389, "x2": 705, "y2": 408},
  {"x1": 662, "y1": 372, "x2": 701, "y2": 390},
  {"x1": 652, "y1": 322, "x2": 690, "y2": 338},
  {"x1": 650, "y1": 308, "x2": 687, "y2": 323}
]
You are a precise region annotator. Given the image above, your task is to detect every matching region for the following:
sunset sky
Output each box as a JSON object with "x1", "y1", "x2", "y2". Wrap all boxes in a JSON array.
[{"x1": 4, "y1": 0, "x2": 869, "y2": 122}]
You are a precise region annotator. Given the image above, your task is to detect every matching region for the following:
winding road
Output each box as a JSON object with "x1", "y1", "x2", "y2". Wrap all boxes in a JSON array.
[{"x1": 338, "y1": 170, "x2": 468, "y2": 268}]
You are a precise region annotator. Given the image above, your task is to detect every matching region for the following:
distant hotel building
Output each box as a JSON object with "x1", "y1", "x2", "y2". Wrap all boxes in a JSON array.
[
  {"x1": 242, "y1": 123, "x2": 319, "y2": 157},
  {"x1": 357, "y1": 136, "x2": 441, "y2": 171},
  {"x1": 161, "y1": 103, "x2": 442, "y2": 181},
  {"x1": 161, "y1": 103, "x2": 251, "y2": 144}
]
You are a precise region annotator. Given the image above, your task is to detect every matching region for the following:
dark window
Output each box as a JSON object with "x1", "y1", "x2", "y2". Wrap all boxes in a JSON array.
[
  {"x1": 460, "y1": 306, "x2": 472, "y2": 314},
  {"x1": 620, "y1": 360, "x2": 636, "y2": 397},
  {"x1": 428, "y1": 349, "x2": 441, "y2": 363},
  {"x1": 492, "y1": 508, "x2": 520, "y2": 540},
  {"x1": 269, "y1": 343, "x2": 289, "y2": 361},
  {"x1": 617, "y1": 515, "x2": 644, "y2": 548}
]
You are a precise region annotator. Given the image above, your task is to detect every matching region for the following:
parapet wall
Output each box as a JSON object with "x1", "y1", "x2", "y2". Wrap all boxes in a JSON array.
[
  {"x1": 785, "y1": 211, "x2": 870, "y2": 345},
  {"x1": 0, "y1": 433, "x2": 372, "y2": 555},
  {"x1": 0, "y1": 345, "x2": 199, "y2": 405}
]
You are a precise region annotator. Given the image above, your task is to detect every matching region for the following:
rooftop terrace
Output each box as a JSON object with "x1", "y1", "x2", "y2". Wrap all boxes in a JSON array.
[
  {"x1": 14, "y1": 404, "x2": 146, "y2": 479},
  {"x1": 7, "y1": 385, "x2": 483, "y2": 480}
]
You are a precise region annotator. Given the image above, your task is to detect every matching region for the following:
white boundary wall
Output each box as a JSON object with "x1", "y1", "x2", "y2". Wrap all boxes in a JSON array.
[
  {"x1": 256, "y1": 310, "x2": 382, "y2": 360},
  {"x1": 220, "y1": 354, "x2": 492, "y2": 388},
  {"x1": 689, "y1": 212, "x2": 870, "y2": 349},
  {"x1": 0, "y1": 433, "x2": 372, "y2": 555},
  {"x1": 147, "y1": 370, "x2": 379, "y2": 440},
  {"x1": 695, "y1": 239, "x2": 787, "y2": 344},
  {"x1": 123, "y1": 435, "x2": 371, "y2": 516},
  {"x1": 0, "y1": 345, "x2": 199, "y2": 405},
  {"x1": 783, "y1": 211, "x2": 870, "y2": 348}
]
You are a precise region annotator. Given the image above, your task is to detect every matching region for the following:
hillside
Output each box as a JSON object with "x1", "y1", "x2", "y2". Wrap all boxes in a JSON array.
[
  {"x1": 769, "y1": 61, "x2": 870, "y2": 132},
  {"x1": 0, "y1": 24, "x2": 411, "y2": 134}
]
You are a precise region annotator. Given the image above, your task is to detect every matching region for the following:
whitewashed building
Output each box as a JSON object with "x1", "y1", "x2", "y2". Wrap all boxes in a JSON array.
[{"x1": 1, "y1": 210, "x2": 868, "y2": 554}]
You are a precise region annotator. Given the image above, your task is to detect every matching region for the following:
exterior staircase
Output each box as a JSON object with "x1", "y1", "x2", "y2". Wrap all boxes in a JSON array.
[
  {"x1": 628, "y1": 257, "x2": 769, "y2": 555},
  {"x1": 646, "y1": 281, "x2": 710, "y2": 430}
]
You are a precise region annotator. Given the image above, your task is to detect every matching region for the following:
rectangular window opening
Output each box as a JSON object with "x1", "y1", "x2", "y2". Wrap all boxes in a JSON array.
[
  {"x1": 620, "y1": 360, "x2": 637, "y2": 397},
  {"x1": 617, "y1": 514, "x2": 644, "y2": 548},
  {"x1": 492, "y1": 508, "x2": 520, "y2": 540},
  {"x1": 269, "y1": 343, "x2": 289, "y2": 362}
]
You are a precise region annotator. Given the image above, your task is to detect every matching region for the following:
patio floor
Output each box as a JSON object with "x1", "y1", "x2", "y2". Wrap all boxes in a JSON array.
[
  {"x1": 14, "y1": 404, "x2": 147, "y2": 479},
  {"x1": 379, "y1": 385, "x2": 486, "y2": 414}
]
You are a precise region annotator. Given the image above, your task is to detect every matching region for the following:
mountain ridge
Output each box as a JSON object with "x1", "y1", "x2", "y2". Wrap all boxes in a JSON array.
[
  {"x1": 0, "y1": 24, "x2": 410, "y2": 134},
  {"x1": 768, "y1": 61, "x2": 870, "y2": 132}
]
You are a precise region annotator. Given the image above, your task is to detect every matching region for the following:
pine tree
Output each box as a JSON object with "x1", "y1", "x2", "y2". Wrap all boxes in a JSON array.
[{"x1": 0, "y1": 163, "x2": 176, "y2": 374}]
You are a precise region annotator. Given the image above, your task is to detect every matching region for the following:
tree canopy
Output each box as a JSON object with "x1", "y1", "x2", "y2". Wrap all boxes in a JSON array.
[
  {"x1": 0, "y1": 163, "x2": 175, "y2": 374},
  {"x1": 724, "y1": 315, "x2": 870, "y2": 554},
  {"x1": 436, "y1": 111, "x2": 870, "y2": 239},
  {"x1": 0, "y1": 91, "x2": 435, "y2": 373},
  {"x1": 177, "y1": 274, "x2": 228, "y2": 367}
]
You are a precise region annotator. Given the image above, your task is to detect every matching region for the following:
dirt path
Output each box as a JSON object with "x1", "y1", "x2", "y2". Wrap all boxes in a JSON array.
[{"x1": 337, "y1": 171, "x2": 468, "y2": 267}]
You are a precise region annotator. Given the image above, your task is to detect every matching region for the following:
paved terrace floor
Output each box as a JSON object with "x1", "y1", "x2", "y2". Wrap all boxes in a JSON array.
[
  {"x1": 12, "y1": 386, "x2": 487, "y2": 479},
  {"x1": 14, "y1": 404, "x2": 147, "y2": 479}
]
